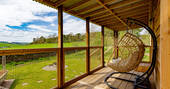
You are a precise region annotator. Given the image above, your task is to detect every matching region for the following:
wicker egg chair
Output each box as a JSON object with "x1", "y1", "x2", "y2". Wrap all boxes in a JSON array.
[
  {"x1": 104, "y1": 18, "x2": 157, "y2": 89},
  {"x1": 107, "y1": 32, "x2": 145, "y2": 72}
]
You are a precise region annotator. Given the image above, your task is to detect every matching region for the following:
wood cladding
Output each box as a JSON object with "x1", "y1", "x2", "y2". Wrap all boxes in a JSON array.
[
  {"x1": 151, "y1": 0, "x2": 160, "y2": 89},
  {"x1": 160, "y1": 0, "x2": 170, "y2": 89}
]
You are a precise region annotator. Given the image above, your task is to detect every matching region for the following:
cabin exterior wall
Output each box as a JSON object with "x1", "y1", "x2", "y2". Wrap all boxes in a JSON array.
[
  {"x1": 160, "y1": 0, "x2": 170, "y2": 89},
  {"x1": 150, "y1": 0, "x2": 170, "y2": 89},
  {"x1": 149, "y1": 0, "x2": 160, "y2": 89}
]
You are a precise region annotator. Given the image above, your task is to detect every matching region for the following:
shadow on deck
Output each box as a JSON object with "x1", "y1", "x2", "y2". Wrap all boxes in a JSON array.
[{"x1": 66, "y1": 66, "x2": 154, "y2": 89}]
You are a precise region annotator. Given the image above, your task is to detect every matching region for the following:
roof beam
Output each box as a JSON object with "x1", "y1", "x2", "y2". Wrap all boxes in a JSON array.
[
  {"x1": 91, "y1": 5, "x2": 148, "y2": 21},
  {"x1": 65, "y1": 0, "x2": 90, "y2": 12},
  {"x1": 106, "y1": 22, "x2": 146, "y2": 30},
  {"x1": 102, "y1": 0, "x2": 117, "y2": 4},
  {"x1": 90, "y1": 12, "x2": 111, "y2": 20},
  {"x1": 113, "y1": 0, "x2": 151, "y2": 13},
  {"x1": 104, "y1": 16, "x2": 148, "y2": 26},
  {"x1": 53, "y1": 0, "x2": 67, "y2": 7},
  {"x1": 95, "y1": 0, "x2": 129, "y2": 29},
  {"x1": 117, "y1": 7, "x2": 149, "y2": 16},
  {"x1": 80, "y1": 0, "x2": 149, "y2": 20},
  {"x1": 79, "y1": 0, "x2": 140, "y2": 17},
  {"x1": 76, "y1": 3, "x2": 100, "y2": 15},
  {"x1": 93, "y1": 16, "x2": 114, "y2": 22},
  {"x1": 80, "y1": 8, "x2": 107, "y2": 18},
  {"x1": 108, "y1": 0, "x2": 140, "y2": 9},
  {"x1": 76, "y1": 0, "x2": 117, "y2": 15},
  {"x1": 92, "y1": 6, "x2": 149, "y2": 22},
  {"x1": 97, "y1": 13, "x2": 148, "y2": 25},
  {"x1": 34, "y1": 0, "x2": 67, "y2": 8}
]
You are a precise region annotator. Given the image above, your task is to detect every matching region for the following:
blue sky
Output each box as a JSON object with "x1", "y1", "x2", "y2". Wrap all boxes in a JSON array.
[{"x1": 0, "y1": 0, "x2": 100, "y2": 42}]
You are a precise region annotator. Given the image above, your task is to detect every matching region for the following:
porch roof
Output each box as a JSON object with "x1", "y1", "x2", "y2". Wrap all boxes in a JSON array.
[{"x1": 33, "y1": 0, "x2": 150, "y2": 30}]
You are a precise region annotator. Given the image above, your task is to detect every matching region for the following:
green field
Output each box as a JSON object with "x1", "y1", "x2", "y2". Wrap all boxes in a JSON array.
[
  {"x1": 0, "y1": 50, "x2": 101, "y2": 89},
  {"x1": 0, "y1": 41, "x2": 150, "y2": 89},
  {"x1": 0, "y1": 42, "x2": 86, "y2": 50},
  {"x1": 0, "y1": 42, "x2": 101, "y2": 89}
]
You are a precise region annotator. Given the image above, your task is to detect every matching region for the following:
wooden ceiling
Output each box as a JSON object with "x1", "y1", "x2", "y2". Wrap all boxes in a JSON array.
[{"x1": 33, "y1": 0, "x2": 151, "y2": 30}]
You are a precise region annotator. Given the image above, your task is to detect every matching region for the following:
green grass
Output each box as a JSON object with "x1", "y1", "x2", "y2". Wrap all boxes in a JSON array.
[
  {"x1": 0, "y1": 50, "x2": 101, "y2": 89},
  {"x1": 0, "y1": 43, "x2": 20, "y2": 48},
  {"x1": 0, "y1": 41, "x2": 86, "y2": 50},
  {"x1": 6, "y1": 57, "x2": 57, "y2": 89}
]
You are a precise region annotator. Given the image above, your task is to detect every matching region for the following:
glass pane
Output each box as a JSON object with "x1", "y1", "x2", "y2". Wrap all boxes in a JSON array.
[
  {"x1": 65, "y1": 49, "x2": 86, "y2": 82},
  {"x1": 142, "y1": 47, "x2": 150, "y2": 62},
  {"x1": 63, "y1": 13, "x2": 86, "y2": 47},
  {"x1": 104, "y1": 28, "x2": 114, "y2": 62},
  {"x1": 0, "y1": 52, "x2": 57, "y2": 89},
  {"x1": 90, "y1": 48, "x2": 102, "y2": 70},
  {"x1": 90, "y1": 23, "x2": 101, "y2": 46},
  {"x1": 134, "y1": 28, "x2": 151, "y2": 46}
]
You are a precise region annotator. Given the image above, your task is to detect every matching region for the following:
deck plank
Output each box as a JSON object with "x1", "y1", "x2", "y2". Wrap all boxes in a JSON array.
[
  {"x1": 66, "y1": 67, "x2": 112, "y2": 89},
  {"x1": 118, "y1": 71, "x2": 134, "y2": 89},
  {"x1": 125, "y1": 71, "x2": 143, "y2": 89},
  {"x1": 65, "y1": 67, "x2": 151, "y2": 89}
]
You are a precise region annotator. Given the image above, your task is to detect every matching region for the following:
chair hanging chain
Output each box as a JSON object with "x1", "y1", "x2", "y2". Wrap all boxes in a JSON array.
[{"x1": 126, "y1": 20, "x2": 133, "y2": 34}]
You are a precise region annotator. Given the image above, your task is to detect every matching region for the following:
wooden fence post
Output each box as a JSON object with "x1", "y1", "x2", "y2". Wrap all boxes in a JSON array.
[
  {"x1": 86, "y1": 17, "x2": 90, "y2": 74},
  {"x1": 101, "y1": 26, "x2": 104, "y2": 67},
  {"x1": 57, "y1": 5, "x2": 64, "y2": 88},
  {"x1": 2, "y1": 56, "x2": 6, "y2": 71}
]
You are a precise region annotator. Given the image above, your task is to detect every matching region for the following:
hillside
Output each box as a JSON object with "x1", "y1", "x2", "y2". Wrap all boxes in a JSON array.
[
  {"x1": 0, "y1": 43, "x2": 21, "y2": 48},
  {"x1": 0, "y1": 41, "x2": 86, "y2": 50}
]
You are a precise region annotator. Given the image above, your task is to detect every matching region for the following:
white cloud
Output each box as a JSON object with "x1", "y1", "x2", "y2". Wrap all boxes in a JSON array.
[
  {"x1": 40, "y1": 16, "x2": 57, "y2": 22},
  {"x1": 0, "y1": 0, "x2": 56, "y2": 28},
  {"x1": 28, "y1": 25, "x2": 55, "y2": 33},
  {"x1": 0, "y1": 29, "x2": 49, "y2": 42},
  {"x1": 50, "y1": 23, "x2": 56, "y2": 26},
  {"x1": 63, "y1": 18, "x2": 86, "y2": 34},
  {"x1": 0, "y1": 0, "x2": 57, "y2": 42},
  {"x1": 90, "y1": 23, "x2": 101, "y2": 32},
  {"x1": 0, "y1": 0, "x2": 100, "y2": 42}
]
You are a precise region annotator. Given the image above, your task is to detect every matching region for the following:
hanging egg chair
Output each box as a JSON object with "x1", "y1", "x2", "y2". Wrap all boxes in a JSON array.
[
  {"x1": 107, "y1": 32, "x2": 145, "y2": 72},
  {"x1": 104, "y1": 18, "x2": 157, "y2": 89}
]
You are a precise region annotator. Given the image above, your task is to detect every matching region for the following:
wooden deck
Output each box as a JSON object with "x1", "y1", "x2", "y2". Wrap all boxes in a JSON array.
[{"x1": 66, "y1": 67, "x2": 152, "y2": 89}]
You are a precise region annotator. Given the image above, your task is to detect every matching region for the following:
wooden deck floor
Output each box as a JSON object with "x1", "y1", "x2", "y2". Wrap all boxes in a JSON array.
[{"x1": 66, "y1": 67, "x2": 149, "y2": 89}]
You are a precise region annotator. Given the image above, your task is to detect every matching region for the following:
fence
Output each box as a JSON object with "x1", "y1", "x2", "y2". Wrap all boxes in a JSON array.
[{"x1": 0, "y1": 46, "x2": 104, "y2": 89}]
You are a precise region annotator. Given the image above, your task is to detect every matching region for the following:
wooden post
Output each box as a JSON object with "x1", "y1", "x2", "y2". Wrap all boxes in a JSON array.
[
  {"x1": 160, "y1": 0, "x2": 170, "y2": 88},
  {"x1": 148, "y1": 0, "x2": 153, "y2": 63},
  {"x1": 86, "y1": 17, "x2": 90, "y2": 74},
  {"x1": 57, "y1": 5, "x2": 64, "y2": 88},
  {"x1": 2, "y1": 56, "x2": 6, "y2": 71},
  {"x1": 114, "y1": 31, "x2": 119, "y2": 58},
  {"x1": 101, "y1": 26, "x2": 104, "y2": 67}
]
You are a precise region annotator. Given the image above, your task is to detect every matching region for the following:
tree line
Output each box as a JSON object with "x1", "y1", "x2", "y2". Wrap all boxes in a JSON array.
[{"x1": 31, "y1": 33, "x2": 86, "y2": 44}]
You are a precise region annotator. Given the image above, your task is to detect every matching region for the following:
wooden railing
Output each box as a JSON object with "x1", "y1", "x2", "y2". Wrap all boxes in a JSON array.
[
  {"x1": 0, "y1": 45, "x2": 151, "y2": 88},
  {"x1": 0, "y1": 46, "x2": 104, "y2": 89}
]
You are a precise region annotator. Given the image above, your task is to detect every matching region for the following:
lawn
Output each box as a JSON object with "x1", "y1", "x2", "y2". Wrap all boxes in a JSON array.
[
  {"x1": 0, "y1": 49, "x2": 101, "y2": 89},
  {"x1": 0, "y1": 41, "x2": 86, "y2": 50}
]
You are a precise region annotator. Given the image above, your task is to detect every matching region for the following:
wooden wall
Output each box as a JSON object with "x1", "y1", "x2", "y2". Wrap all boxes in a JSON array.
[
  {"x1": 160, "y1": 0, "x2": 170, "y2": 89},
  {"x1": 150, "y1": 0, "x2": 170, "y2": 89},
  {"x1": 149, "y1": 0, "x2": 160, "y2": 89}
]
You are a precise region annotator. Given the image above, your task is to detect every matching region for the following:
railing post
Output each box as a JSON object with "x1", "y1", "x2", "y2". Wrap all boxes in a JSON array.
[
  {"x1": 114, "y1": 31, "x2": 119, "y2": 58},
  {"x1": 2, "y1": 56, "x2": 6, "y2": 71},
  {"x1": 86, "y1": 17, "x2": 90, "y2": 74},
  {"x1": 101, "y1": 26, "x2": 105, "y2": 67},
  {"x1": 57, "y1": 5, "x2": 65, "y2": 88}
]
